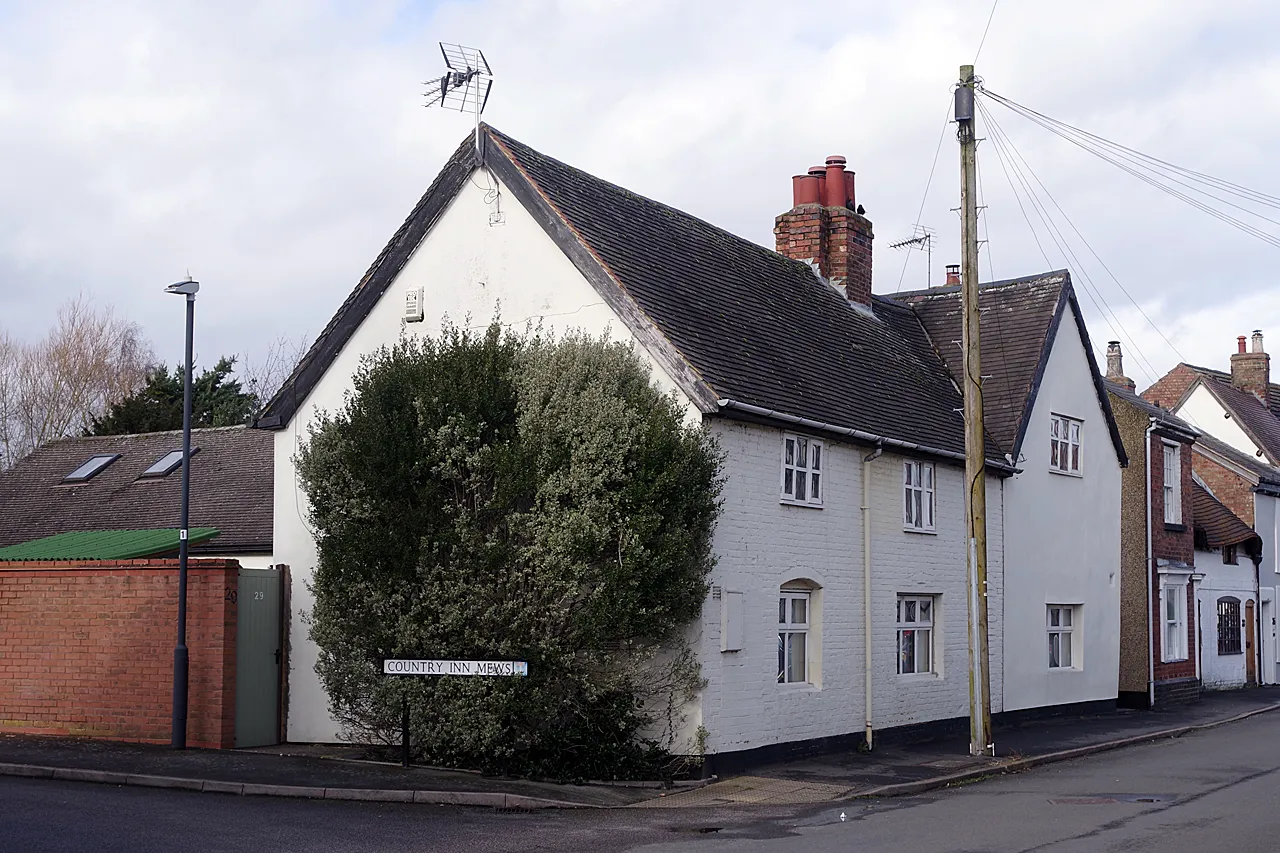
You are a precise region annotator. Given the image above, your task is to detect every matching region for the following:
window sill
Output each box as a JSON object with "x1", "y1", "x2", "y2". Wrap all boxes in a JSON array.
[
  {"x1": 779, "y1": 498, "x2": 824, "y2": 509},
  {"x1": 897, "y1": 671, "x2": 941, "y2": 681},
  {"x1": 1161, "y1": 657, "x2": 1189, "y2": 664},
  {"x1": 1049, "y1": 666, "x2": 1082, "y2": 673},
  {"x1": 1164, "y1": 523, "x2": 1187, "y2": 533},
  {"x1": 1049, "y1": 468, "x2": 1084, "y2": 478},
  {"x1": 776, "y1": 682, "x2": 822, "y2": 693},
  {"x1": 903, "y1": 526, "x2": 938, "y2": 535}
]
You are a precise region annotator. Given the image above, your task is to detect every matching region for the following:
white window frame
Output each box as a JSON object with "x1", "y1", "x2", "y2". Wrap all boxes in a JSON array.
[
  {"x1": 903, "y1": 461, "x2": 936, "y2": 533},
  {"x1": 778, "y1": 589, "x2": 811, "y2": 684},
  {"x1": 1163, "y1": 442, "x2": 1182, "y2": 525},
  {"x1": 1162, "y1": 582, "x2": 1189, "y2": 662},
  {"x1": 1050, "y1": 414, "x2": 1083, "y2": 476},
  {"x1": 780, "y1": 434, "x2": 823, "y2": 507},
  {"x1": 896, "y1": 595, "x2": 936, "y2": 675},
  {"x1": 1047, "y1": 605, "x2": 1078, "y2": 670}
]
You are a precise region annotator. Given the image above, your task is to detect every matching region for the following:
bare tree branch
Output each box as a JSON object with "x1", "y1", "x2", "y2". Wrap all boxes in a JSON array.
[{"x1": 0, "y1": 296, "x2": 153, "y2": 468}]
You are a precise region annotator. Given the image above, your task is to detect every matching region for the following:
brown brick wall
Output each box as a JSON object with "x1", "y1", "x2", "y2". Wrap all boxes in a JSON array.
[
  {"x1": 1192, "y1": 453, "x2": 1257, "y2": 527},
  {"x1": 1142, "y1": 363, "x2": 1199, "y2": 410},
  {"x1": 1151, "y1": 434, "x2": 1195, "y2": 565},
  {"x1": 0, "y1": 559, "x2": 238, "y2": 748}
]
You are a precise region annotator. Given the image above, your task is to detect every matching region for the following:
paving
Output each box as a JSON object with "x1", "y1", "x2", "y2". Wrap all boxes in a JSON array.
[{"x1": 1, "y1": 687, "x2": 1277, "y2": 809}]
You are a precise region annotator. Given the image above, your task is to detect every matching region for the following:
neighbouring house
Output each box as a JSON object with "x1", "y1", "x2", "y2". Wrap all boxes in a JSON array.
[
  {"x1": 255, "y1": 126, "x2": 1125, "y2": 765},
  {"x1": 1105, "y1": 343, "x2": 1202, "y2": 707},
  {"x1": 1191, "y1": 480, "x2": 1263, "y2": 690},
  {"x1": 0, "y1": 425, "x2": 274, "y2": 567},
  {"x1": 1141, "y1": 334, "x2": 1280, "y2": 685}
]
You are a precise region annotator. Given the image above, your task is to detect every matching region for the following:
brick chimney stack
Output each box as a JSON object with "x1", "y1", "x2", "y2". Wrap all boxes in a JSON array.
[
  {"x1": 1105, "y1": 341, "x2": 1136, "y2": 391},
  {"x1": 945, "y1": 264, "x2": 961, "y2": 286},
  {"x1": 1231, "y1": 330, "x2": 1270, "y2": 405},
  {"x1": 775, "y1": 155, "x2": 874, "y2": 306}
]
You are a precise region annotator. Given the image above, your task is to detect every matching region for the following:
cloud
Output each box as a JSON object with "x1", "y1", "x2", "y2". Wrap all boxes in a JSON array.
[{"x1": 2, "y1": 0, "x2": 1279, "y2": 389}]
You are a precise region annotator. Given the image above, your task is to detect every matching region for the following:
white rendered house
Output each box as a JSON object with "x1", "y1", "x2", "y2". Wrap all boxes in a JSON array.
[{"x1": 256, "y1": 127, "x2": 1126, "y2": 765}]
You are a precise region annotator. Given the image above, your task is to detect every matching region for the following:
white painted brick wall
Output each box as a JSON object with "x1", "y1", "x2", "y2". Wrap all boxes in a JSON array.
[{"x1": 696, "y1": 420, "x2": 1004, "y2": 755}]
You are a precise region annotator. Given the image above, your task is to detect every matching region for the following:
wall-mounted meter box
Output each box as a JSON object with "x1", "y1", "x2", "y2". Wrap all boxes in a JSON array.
[{"x1": 405, "y1": 286, "x2": 425, "y2": 323}]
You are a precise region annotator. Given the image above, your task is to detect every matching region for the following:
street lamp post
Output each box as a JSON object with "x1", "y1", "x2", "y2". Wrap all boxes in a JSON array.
[{"x1": 165, "y1": 275, "x2": 199, "y2": 750}]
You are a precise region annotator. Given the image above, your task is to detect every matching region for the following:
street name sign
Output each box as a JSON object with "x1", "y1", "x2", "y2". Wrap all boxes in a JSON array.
[{"x1": 383, "y1": 659, "x2": 528, "y2": 677}]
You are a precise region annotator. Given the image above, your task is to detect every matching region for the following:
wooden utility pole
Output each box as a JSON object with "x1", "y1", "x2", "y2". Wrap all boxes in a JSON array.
[{"x1": 957, "y1": 64, "x2": 994, "y2": 758}]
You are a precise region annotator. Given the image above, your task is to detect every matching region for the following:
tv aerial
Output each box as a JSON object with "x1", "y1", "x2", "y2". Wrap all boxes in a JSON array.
[
  {"x1": 889, "y1": 225, "x2": 936, "y2": 288},
  {"x1": 424, "y1": 43, "x2": 494, "y2": 154}
]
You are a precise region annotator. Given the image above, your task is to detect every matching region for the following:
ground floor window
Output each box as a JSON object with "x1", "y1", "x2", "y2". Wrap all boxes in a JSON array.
[
  {"x1": 1048, "y1": 605, "x2": 1077, "y2": 669},
  {"x1": 778, "y1": 588, "x2": 810, "y2": 684},
  {"x1": 896, "y1": 595, "x2": 935, "y2": 674},
  {"x1": 1217, "y1": 597, "x2": 1242, "y2": 655},
  {"x1": 1163, "y1": 582, "x2": 1188, "y2": 662}
]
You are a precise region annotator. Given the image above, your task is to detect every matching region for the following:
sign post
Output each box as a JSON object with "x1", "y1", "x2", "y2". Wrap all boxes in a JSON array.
[{"x1": 385, "y1": 659, "x2": 529, "y2": 767}]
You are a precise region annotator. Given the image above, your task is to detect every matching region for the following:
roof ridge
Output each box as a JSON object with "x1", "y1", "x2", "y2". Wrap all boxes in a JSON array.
[
  {"x1": 46, "y1": 424, "x2": 249, "y2": 445},
  {"x1": 484, "y1": 126, "x2": 816, "y2": 279},
  {"x1": 890, "y1": 269, "x2": 1069, "y2": 300}
]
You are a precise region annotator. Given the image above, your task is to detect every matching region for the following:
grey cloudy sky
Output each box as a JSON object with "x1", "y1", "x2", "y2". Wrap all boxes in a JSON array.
[{"x1": 4, "y1": 0, "x2": 1279, "y2": 391}]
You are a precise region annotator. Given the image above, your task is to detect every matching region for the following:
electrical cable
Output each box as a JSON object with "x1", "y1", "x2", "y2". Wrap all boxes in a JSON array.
[
  {"x1": 978, "y1": 99, "x2": 1160, "y2": 383},
  {"x1": 980, "y1": 100, "x2": 1161, "y2": 382},
  {"x1": 898, "y1": 96, "x2": 955, "y2": 291},
  {"x1": 974, "y1": 0, "x2": 1000, "y2": 64}
]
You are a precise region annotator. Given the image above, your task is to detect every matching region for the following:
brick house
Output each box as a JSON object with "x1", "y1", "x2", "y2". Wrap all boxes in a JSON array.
[
  {"x1": 1106, "y1": 344, "x2": 1201, "y2": 707},
  {"x1": 1141, "y1": 334, "x2": 1280, "y2": 686},
  {"x1": 255, "y1": 126, "x2": 1126, "y2": 766}
]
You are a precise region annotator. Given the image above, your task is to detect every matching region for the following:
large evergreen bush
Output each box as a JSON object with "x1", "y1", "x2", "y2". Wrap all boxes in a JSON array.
[{"x1": 296, "y1": 323, "x2": 722, "y2": 779}]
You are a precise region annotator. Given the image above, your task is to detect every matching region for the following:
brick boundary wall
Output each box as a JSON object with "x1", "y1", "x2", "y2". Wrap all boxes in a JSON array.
[{"x1": 0, "y1": 559, "x2": 238, "y2": 749}]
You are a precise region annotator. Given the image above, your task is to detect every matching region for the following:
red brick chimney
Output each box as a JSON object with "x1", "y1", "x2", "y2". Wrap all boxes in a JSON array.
[
  {"x1": 1231, "y1": 330, "x2": 1270, "y2": 405},
  {"x1": 775, "y1": 155, "x2": 874, "y2": 306},
  {"x1": 945, "y1": 264, "x2": 961, "y2": 286}
]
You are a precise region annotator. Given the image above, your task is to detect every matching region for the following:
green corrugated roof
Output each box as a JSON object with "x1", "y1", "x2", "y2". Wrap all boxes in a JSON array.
[{"x1": 0, "y1": 528, "x2": 220, "y2": 561}]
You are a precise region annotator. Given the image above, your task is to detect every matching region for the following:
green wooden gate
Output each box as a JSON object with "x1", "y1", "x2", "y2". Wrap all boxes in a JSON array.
[{"x1": 235, "y1": 568, "x2": 281, "y2": 748}]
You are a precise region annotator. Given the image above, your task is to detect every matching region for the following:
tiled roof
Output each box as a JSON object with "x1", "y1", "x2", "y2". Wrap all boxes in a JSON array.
[
  {"x1": 896, "y1": 275, "x2": 1128, "y2": 465},
  {"x1": 1105, "y1": 380, "x2": 1199, "y2": 440},
  {"x1": 0, "y1": 426, "x2": 272, "y2": 554},
  {"x1": 259, "y1": 125, "x2": 1127, "y2": 472},
  {"x1": 1192, "y1": 373, "x2": 1280, "y2": 465},
  {"x1": 488, "y1": 128, "x2": 988, "y2": 462},
  {"x1": 1191, "y1": 431, "x2": 1280, "y2": 490},
  {"x1": 1191, "y1": 481, "x2": 1259, "y2": 548}
]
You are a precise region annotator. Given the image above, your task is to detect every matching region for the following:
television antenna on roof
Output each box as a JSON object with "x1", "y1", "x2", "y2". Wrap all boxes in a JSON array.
[
  {"x1": 889, "y1": 225, "x2": 936, "y2": 288},
  {"x1": 424, "y1": 43, "x2": 494, "y2": 155}
]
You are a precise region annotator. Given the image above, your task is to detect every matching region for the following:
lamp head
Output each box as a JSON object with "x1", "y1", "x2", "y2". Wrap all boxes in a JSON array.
[{"x1": 165, "y1": 277, "x2": 200, "y2": 297}]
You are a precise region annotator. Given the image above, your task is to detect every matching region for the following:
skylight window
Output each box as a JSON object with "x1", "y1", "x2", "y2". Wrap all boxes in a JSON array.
[
  {"x1": 62, "y1": 454, "x2": 121, "y2": 484},
  {"x1": 138, "y1": 447, "x2": 199, "y2": 479}
]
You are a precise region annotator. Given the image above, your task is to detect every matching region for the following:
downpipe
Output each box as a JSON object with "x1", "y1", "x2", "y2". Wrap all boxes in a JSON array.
[{"x1": 863, "y1": 443, "x2": 883, "y2": 750}]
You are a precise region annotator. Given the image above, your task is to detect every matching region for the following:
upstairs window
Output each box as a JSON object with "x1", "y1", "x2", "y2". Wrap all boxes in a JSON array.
[
  {"x1": 903, "y1": 461, "x2": 936, "y2": 532},
  {"x1": 62, "y1": 454, "x2": 120, "y2": 484},
  {"x1": 138, "y1": 447, "x2": 200, "y2": 479},
  {"x1": 780, "y1": 434, "x2": 823, "y2": 506},
  {"x1": 1163, "y1": 443, "x2": 1182, "y2": 524},
  {"x1": 1050, "y1": 415, "x2": 1082, "y2": 475}
]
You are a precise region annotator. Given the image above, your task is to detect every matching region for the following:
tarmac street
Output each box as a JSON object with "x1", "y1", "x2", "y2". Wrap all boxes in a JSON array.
[{"x1": 4, "y1": 711, "x2": 1280, "y2": 852}]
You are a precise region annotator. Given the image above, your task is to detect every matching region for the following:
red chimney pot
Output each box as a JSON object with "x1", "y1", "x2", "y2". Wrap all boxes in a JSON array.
[
  {"x1": 792, "y1": 174, "x2": 820, "y2": 206},
  {"x1": 1238, "y1": 335, "x2": 1248, "y2": 354},
  {"x1": 824, "y1": 155, "x2": 848, "y2": 208}
]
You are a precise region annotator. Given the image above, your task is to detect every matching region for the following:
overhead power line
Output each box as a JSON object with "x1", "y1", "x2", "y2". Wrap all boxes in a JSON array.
[{"x1": 976, "y1": 98, "x2": 1162, "y2": 384}]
